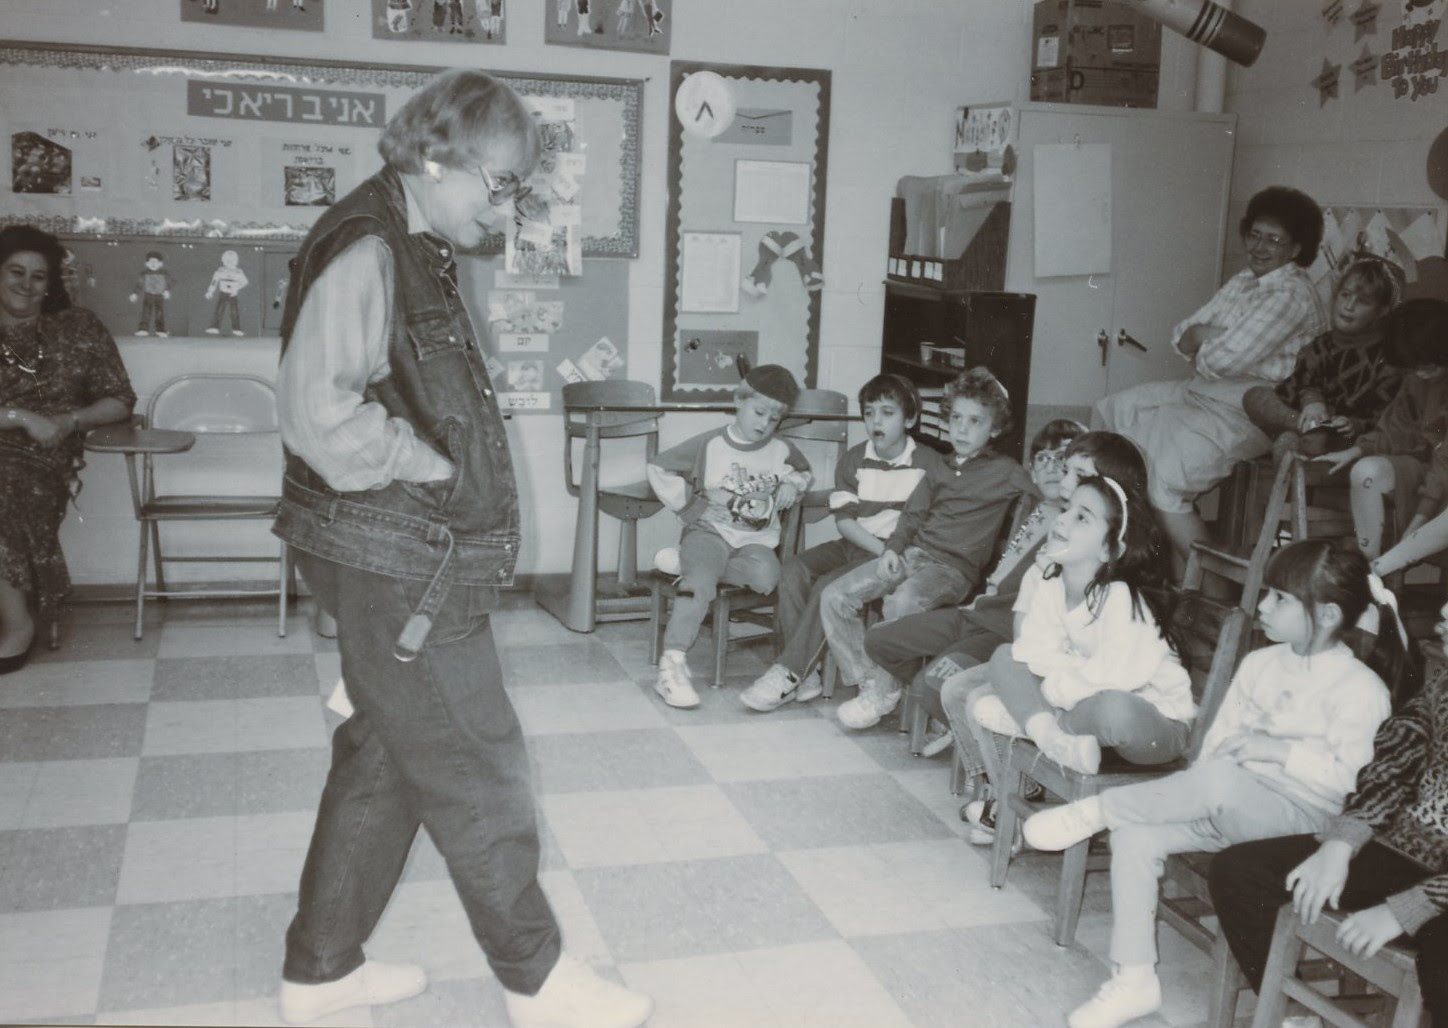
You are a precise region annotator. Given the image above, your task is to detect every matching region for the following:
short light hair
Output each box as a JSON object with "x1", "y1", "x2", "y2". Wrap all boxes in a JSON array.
[{"x1": 378, "y1": 69, "x2": 541, "y2": 175}]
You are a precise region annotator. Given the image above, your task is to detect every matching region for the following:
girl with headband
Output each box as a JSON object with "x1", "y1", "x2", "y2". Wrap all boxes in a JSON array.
[{"x1": 1024, "y1": 539, "x2": 1413, "y2": 1028}]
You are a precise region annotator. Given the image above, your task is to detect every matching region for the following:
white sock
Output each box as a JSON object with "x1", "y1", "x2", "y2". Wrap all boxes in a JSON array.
[{"x1": 1115, "y1": 963, "x2": 1156, "y2": 984}]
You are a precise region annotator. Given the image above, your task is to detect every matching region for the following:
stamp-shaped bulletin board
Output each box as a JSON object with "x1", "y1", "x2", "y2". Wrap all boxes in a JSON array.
[
  {"x1": 0, "y1": 40, "x2": 641, "y2": 257},
  {"x1": 661, "y1": 61, "x2": 830, "y2": 401}
]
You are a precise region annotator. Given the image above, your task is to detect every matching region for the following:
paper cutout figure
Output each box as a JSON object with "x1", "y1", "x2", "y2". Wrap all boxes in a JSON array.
[
  {"x1": 205, "y1": 249, "x2": 249, "y2": 336},
  {"x1": 129, "y1": 251, "x2": 174, "y2": 337},
  {"x1": 743, "y1": 231, "x2": 823, "y2": 296}
]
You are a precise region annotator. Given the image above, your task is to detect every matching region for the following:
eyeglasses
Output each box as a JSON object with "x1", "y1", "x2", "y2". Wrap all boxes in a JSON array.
[
  {"x1": 1032, "y1": 448, "x2": 1067, "y2": 471},
  {"x1": 476, "y1": 165, "x2": 532, "y2": 207},
  {"x1": 1245, "y1": 229, "x2": 1291, "y2": 249}
]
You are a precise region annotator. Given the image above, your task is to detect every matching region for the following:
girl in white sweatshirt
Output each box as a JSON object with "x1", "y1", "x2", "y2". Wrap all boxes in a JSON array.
[{"x1": 1025, "y1": 540, "x2": 1408, "y2": 1028}]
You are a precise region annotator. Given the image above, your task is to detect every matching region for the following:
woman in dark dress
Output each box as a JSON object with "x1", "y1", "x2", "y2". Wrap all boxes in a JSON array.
[{"x1": 0, "y1": 225, "x2": 135, "y2": 671}]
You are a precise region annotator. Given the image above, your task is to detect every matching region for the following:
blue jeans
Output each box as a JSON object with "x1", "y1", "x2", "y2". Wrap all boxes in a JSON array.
[{"x1": 284, "y1": 551, "x2": 560, "y2": 994}]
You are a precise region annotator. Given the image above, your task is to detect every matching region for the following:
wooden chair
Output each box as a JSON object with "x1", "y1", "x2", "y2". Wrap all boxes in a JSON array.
[
  {"x1": 988, "y1": 585, "x2": 1254, "y2": 946},
  {"x1": 559, "y1": 379, "x2": 664, "y2": 621},
  {"x1": 775, "y1": 388, "x2": 849, "y2": 554},
  {"x1": 1252, "y1": 905, "x2": 1428, "y2": 1028},
  {"x1": 648, "y1": 503, "x2": 803, "y2": 689}
]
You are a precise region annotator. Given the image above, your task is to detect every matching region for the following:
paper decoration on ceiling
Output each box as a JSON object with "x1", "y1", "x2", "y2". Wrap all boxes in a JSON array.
[
  {"x1": 1353, "y1": 45, "x2": 1379, "y2": 89},
  {"x1": 1351, "y1": 0, "x2": 1381, "y2": 40},
  {"x1": 742, "y1": 231, "x2": 822, "y2": 297},
  {"x1": 674, "y1": 71, "x2": 736, "y2": 139},
  {"x1": 1314, "y1": 57, "x2": 1342, "y2": 104},
  {"x1": 1321, "y1": 0, "x2": 1344, "y2": 27}
]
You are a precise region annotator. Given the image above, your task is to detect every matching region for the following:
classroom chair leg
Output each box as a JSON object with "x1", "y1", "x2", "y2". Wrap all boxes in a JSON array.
[
  {"x1": 1206, "y1": 933, "x2": 1245, "y2": 1028},
  {"x1": 1055, "y1": 839, "x2": 1091, "y2": 947},
  {"x1": 1250, "y1": 908, "x2": 1305, "y2": 1028}
]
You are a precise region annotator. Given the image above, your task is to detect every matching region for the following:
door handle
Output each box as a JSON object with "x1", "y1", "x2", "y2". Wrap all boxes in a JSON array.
[
  {"x1": 1117, "y1": 329, "x2": 1148, "y2": 353},
  {"x1": 1097, "y1": 329, "x2": 1109, "y2": 367}
]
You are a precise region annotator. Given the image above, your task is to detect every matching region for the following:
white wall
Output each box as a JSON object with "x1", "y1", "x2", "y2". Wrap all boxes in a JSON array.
[
  {"x1": 1224, "y1": 1, "x2": 1448, "y2": 250},
  {"x1": 18, "y1": 0, "x2": 1036, "y2": 586}
]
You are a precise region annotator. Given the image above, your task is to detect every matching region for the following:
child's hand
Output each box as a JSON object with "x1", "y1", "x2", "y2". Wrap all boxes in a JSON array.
[
  {"x1": 775, "y1": 482, "x2": 799, "y2": 510},
  {"x1": 1335, "y1": 903, "x2": 1404, "y2": 958},
  {"x1": 1218, "y1": 734, "x2": 1290, "y2": 765},
  {"x1": 877, "y1": 549, "x2": 902, "y2": 579},
  {"x1": 1297, "y1": 403, "x2": 1329, "y2": 432},
  {"x1": 1316, "y1": 445, "x2": 1363, "y2": 474},
  {"x1": 1286, "y1": 840, "x2": 1351, "y2": 923}
]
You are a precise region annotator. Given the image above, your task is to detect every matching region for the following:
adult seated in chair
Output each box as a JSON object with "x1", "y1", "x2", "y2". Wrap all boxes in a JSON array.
[
  {"x1": 1094, "y1": 186, "x2": 1326, "y2": 573},
  {"x1": 1209, "y1": 599, "x2": 1448, "y2": 1028},
  {"x1": 0, "y1": 225, "x2": 135, "y2": 673}
]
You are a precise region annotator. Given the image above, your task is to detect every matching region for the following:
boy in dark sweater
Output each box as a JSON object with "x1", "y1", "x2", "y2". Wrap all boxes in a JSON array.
[
  {"x1": 819, "y1": 367, "x2": 1034, "y2": 730},
  {"x1": 1209, "y1": 598, "x2": 1448, "y2": 1025}
]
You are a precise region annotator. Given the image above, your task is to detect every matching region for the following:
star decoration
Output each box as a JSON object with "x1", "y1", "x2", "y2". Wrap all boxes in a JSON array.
[
  {"x1": 1314, "y1": 56, "x2": 1342, "y2": 104},
  {"x1": 1353, "y1": 44, "x2": 1379, "y2": 89},
  {"x1": 1322, "y1": 0, "x2": 1344, "y2": 26},
  {"x1": 1351, "y1": 0, "x2": 1381, "y2": 39}
]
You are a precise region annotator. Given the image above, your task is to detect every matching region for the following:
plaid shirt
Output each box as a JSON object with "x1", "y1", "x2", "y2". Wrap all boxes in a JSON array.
[
  {"x1": 275, "y1": 185, "x2": 454, "y2": 492},
  {"x1": 1171, "y1": 263, "x2": 1325, "y2": 383}
]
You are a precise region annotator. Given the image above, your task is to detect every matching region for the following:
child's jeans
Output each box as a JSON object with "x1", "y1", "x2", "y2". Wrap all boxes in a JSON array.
[
  {"x1": 663, "y1": 523, "x2": 780, "y2": 652},
  {"x1": 940, "y1": 668, "x2": 1006, "y2": 786},
  {"x1": 988, "y1": 646, "x2": 1191, "y2": 766},
  {"x1": 819, "y1": 546, "x2": 971, "y2": 690},
  {"x1": 775, "y1": 538, "x2": 874, "y2": 675},
  {"x1": 1098, "y1": 758, "x2": 1324, "y2": 966}
]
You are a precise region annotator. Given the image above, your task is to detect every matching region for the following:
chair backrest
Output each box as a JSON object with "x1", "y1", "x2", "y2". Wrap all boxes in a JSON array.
[
  {"x1": 778, "y1": 388, "x2": 849, "y2": 491},
  {"x1": 147, "y1": 373, "x2": 279, "y2": 434},
  {"x1": 142, "y1": 374, "x2": 281, "y2": 499},
  {"x1": 562, "y1": 380, "x2": 659, "y2": 439},
  {"x1": 1171, "y1": 592, "x2": 1253, "y2": 759}
]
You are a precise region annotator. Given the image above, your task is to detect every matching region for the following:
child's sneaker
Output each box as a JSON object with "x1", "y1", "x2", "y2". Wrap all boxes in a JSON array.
[
  {"x1": 655, "y1": 650, "x2": 699, "y2": 709},
  {"x1": 837, "y1": 681, "x2": 901, "y2": 730},
  {"x1": 962, "y1": 798, "x2": 1023, "y2": 853},
  {"x1": 794, "y1": 667, "x2": 824, "y2": 703},
  {"x1": 279, "y1": 961, "x2": 427, "y2": 1024},
  {"x1": 1067, "y1": 966, "x2": 1161, "y2": 1028},
  {"x1": 504, "y1": 952, "x2": 653, "y2": 1028},
  {"x1": 921, "y1": 719, "x2": 954, "y2": 757},
  {"x1": 1024, "y1": 795, "x2": 1106, "y2": 851},
  {"x1": 653, "y1": 547, "x2": 680, "y2": 576},
  {"x1": 740, "y1": 663, "x2": 800, "y2": 711}
]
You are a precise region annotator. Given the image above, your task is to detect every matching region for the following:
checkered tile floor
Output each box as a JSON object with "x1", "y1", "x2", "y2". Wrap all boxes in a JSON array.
[{"x1": 1, "y1": 596, "x2": 1242, "y2": 1027}]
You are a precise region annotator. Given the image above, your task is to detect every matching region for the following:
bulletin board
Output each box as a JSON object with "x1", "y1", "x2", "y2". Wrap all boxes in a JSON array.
[
  {"x1": 661, "y1": 61, "x2": 830, "y2": 402},
  {"x1": 0, "y1": 40, "x2": 642, "y2": 257}
]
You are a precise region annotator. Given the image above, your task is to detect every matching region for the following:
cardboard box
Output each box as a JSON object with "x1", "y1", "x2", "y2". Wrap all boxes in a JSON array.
[{"x1": 1031, "y1": 0, "x2": 1161, "y2": 108}]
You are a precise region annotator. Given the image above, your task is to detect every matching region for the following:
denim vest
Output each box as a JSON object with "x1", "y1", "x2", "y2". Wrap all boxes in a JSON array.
[{"x1": 272, "y1": 169, "x2": 519, "y2": 654}]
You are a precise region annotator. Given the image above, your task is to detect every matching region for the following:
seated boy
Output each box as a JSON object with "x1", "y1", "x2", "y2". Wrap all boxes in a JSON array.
[
  {"x1": 646, "y1": 365, "x2": 812, "y2": 709},
  {"x1": 820, "y1": 367, "x2": 1035, "y2": 730},
  {"x1": 740, "y1": 374, "x2": 941, "y2": 712}
]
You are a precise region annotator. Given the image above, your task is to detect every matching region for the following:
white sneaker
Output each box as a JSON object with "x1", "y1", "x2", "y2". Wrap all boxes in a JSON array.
[
  {"x1": 1024, "y1": 796, "x2": 1106, "y2": 851},
  {"x1": 970, "y1": 693, "x2": 1023, "y2": 737},
  {"x1": 740, "y1": 663, "x2": 798, "y2": 712},
  {"x1": 655, "y1": 650, "x2": 699, "y2": 709},
  {"x1": 963, "y1": 798, "x2": 1023, "y2": 853},
  {"x1": 504, "y1": 952, "x2": 653, "y2": 1028},
  {"x1": 1038, "y1": 730, "x2": 1103, "y2": 775},
  {"x1": 279, "y1": 961, "x2": 427, "y2": 1024},
  {"x1": 794, "y1": 667, "x2": 824, "y2": 703},
  {"x1": 1067, "y1": 968, "x2": 1161, "y2": 1028},
  {"x1": 1281, "y1": 1016, "x2": 1324, "y2": 1028},
  {"x1": 837, "y1": 683, "x2": 901, "y2": 730},
  {"x1": 921, "y1": 719, "x2": 954, "y2": 757},
  {"x1": 653, "y1": 546, "x2": 680, "y2": 576}
]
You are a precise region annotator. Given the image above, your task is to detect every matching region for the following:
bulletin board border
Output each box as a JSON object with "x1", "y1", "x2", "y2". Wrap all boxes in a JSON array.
[
  {"x1": 0, "y1": 39, "x2": 643, "y2": 257},
  {"x1": 661, "y1": 61, "x2": 831, "y2": 402}
]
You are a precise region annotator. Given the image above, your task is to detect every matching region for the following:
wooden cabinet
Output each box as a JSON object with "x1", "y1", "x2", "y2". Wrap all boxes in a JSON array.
[{"x1": 879, "y1": 281, "x2": 1035, "y2": 459}]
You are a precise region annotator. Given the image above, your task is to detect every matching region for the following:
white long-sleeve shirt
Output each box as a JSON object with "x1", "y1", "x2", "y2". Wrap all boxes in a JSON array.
[
  {"x1": 1010, "y1": 565, "x2": 1196, "y2": 723},
  {"x1": 275, "y1": 183, "x2": 455, "y2": 493},
  {"x1": 1198, "y1": 641, "x2": 1391, "y2": 814}
]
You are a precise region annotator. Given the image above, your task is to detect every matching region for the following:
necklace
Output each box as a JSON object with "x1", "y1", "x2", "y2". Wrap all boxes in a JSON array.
[{"x1": 0, "y1": 323, "x2": 43, "y2": 378}]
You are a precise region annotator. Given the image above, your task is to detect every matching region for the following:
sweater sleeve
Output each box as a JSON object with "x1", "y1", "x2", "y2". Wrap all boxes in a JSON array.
[
  {"x1": 1274, "y1": 335, "x2": 1328, "y2": 409},
  {"x1": 829, "y1": 443, "x2": 865, "y2": 522},
  {"x1": 1197, "y1": 650, "x2": 1264, "y2": 760},
  {"x1": 1415, "y1": 443, "x2": 1448, "y2": 519},
  {"x1": 1010, "y1": 575, "x2": 1077, "y2": 679},
  {"x1": 884, "y1": 471, "x2": 934, "y2": 553},
  {"x1": 1280, "y1": 665, "x2": 1392, "y2": 807},
  {"x1": 1036, "y1": 586, "x2": 1178, "y2": 710},
  {"x1": 780, "y1": 438, "x2": 813, "y2": 491},
  {"x1": 646, "y1": 429, "x2": 714, "y2": 523},
  {"x1": 1322, "y1": 692, "x2": 1434, "y2": 849},
  {"x1": 1356, "y1": 379, "x2": 1426, "y2": 458}
]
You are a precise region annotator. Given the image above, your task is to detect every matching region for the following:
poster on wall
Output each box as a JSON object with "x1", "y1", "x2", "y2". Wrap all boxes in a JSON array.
[
  {"x1": 544, "y1": 0, "x2": 671, "y2": 55},
  {"x1": 180, "y1": 0, "x2": 324, "y2": 31},
  {"x1": 371, "y1": 0, "x2": 507, "y2": 43}
]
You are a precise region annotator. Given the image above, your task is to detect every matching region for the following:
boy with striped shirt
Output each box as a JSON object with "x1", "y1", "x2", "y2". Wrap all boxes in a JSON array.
[{"x1": 741, "y1": 374, "x2": 940, "y2": 711}]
